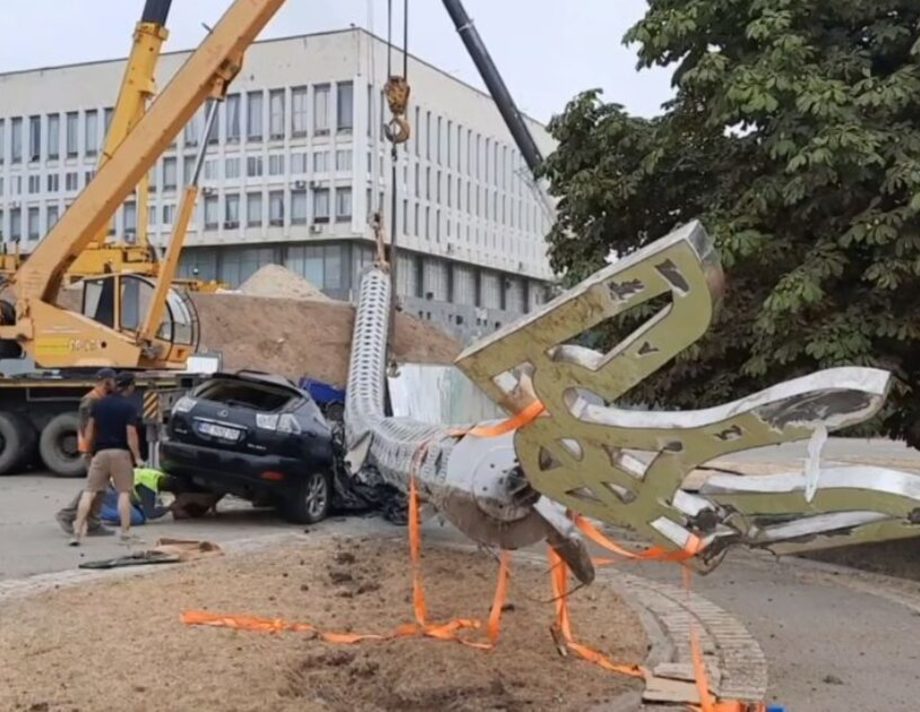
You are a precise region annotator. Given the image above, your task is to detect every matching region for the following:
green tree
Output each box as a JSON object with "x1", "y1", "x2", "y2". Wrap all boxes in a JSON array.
[{"x1": 539, "y1": 0, "x2": 920, "y2": 444}]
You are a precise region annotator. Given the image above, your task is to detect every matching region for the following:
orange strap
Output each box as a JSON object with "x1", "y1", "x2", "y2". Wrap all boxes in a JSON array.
[
  {"x1": 467, "y1": 399, "x2": 546, "y2": 438},
  {"x1": 548, "y1": 547, "x2": 648, "y2": 680},
  {"x1": 574, "y1": 514, "x2": 704, "y2": 563},
  {"x1": 184, "y1": 471, "x2": 511, "y2": 651}
]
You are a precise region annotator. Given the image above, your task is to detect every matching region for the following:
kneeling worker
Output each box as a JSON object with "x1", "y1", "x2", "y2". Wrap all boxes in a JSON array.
[{"x1": 71, "y1": 372, "x2": 145, "y2": 545}]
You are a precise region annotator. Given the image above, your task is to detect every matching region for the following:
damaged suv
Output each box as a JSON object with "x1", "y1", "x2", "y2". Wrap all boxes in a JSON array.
[{"x1": 160, "y1": 371, "x2": 335, "y2": 524}]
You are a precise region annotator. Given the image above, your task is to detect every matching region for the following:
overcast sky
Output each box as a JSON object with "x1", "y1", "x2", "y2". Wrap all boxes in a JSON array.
[{"x1": 0, "y1": 0, "x2": 673, "y2": 122}]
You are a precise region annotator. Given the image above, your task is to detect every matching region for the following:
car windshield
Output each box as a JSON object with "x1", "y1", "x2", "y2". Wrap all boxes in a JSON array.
[{"x1": 195, "y1": 378, "x2": 299, "y2": 412}]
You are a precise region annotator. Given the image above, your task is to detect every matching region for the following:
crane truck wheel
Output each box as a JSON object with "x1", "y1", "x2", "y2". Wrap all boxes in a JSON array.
[
  {"x1": 0, "y1": 412, "x2": 35, "y2": 475},
  {"x1": 39, "y1": 413, "x2": 85, "y2": 478}
]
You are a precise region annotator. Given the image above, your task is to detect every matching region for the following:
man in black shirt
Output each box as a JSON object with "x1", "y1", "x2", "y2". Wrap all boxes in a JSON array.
[{"x1": 71, "y1": 372, "x2": 145, "y2": 545}]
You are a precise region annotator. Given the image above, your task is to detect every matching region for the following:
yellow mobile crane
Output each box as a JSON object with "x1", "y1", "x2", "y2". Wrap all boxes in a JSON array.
[
  {"x1": 0, "y1": 1, "x2": 222, "y2": 292},
  {"x1": 0, "y1": 0, "x2": 286, "y2": 476}
]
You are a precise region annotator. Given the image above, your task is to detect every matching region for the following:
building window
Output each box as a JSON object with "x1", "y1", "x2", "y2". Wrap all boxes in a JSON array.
[
  {"x1": 29, "y1": 116, "x2": 41, "y2": 162},
  {"x1": 11, "y1": 118, "x2": 22, "y2": 164},
  {"x1": 426, "y1": 167, "x2": 431, "y2": 200},
  {"x1": 313, "y1": 188, "x2": 330, "y2": 223},
  {"x1": 402, "y1": 199, "x2": 408, "y2": 236},
  {"x1": 163, "y1": 204, "x2": 176, "y2": 225},
  {"x1": 414, "y1": 165, "x2": 420, "y2": 197},
  {"x1": 292, "y1": 86, "x2": 308, "y2": 137},
  {"x1": 269, "y1": 154, "x2": 285, "y2": 176},
  {"x1": 414, "y1": 203, "x2": 419, "y2": 237},
  {"x1": 335, "y1": 187, "x2": 352, "y2": 222},
  {"x1": 247, "y1": 91, "x2": 263, "y2": 141},
  {"x1": 336, "y1": 82, "x2": 354, "y2": 132},
  {"x1": 163, "y1": 157, "x2": 177, "y2": 190},
  {"x1": 65, "y1": 172, "x2": 79, "y2": 192},
  {"x1": 104, "y1": 107, "x2": 114, "y2": 138},
  {"x1": 65, "y1": 113, "x2": 78, "y2": 158},
  {"x1": 183, "y1": 155, "x2": 196, "y2": 184},
  {"x1": 269, "y1": 190, "x2": 284, "y2": 226},
  {"x1": 47, "y1": 204, "x2": 59, "y2": 230},
  {"x1": 204, "y1": 159, "x2": 219, "y2": 181},
  {"x1": 314, "y1": 84, "x2": 330, "y2": 134},
  {"x1": 225, "y1": 157, "x2": 240, "y2": 179},
  {"x1": 414, "y1": 106, "x2": 420, "y2": 156},
  {"x1": 204, "y1": 195, "x2": 219, "y2": 230},
  {"x1": 148, "y1": 206, "x2": 157, "y2": 226},
  {"x1": 0, "y1": 119, "x2": 4, "y2": 164},
  {"x1": 247, "y1": 155, "x2": 263, "y2": 177},
  {"x1": 291, "y1": 189, "x2": 307, "y2": 225},
  {"x1": 225, "y1": 193, "x2": 240, "y2": 227},
  {"x1": 437, "y1": 170, "x2": 442, "y2": 203},
  {"x1": 27, "y1": 207, "x2": 40, "y2": 240},
  {"x1": 206, "y1": 106, "x2": 219, "y2": 144},
  {"x1": 269, "y1": 89, "x2": 285, "y2": 139},
  {"x1": 184, "y1": 111, "x2": 200, "y2": 147},
  {"x1": 27, "y1": 175, "x2": 40, "y2": 195},
  {"x1": 426, "y1": 111, "x2": 432, "y2": 160},
  {"x1": 335, "y1": 149, "x2": 352, "y2": 172},
  {"x1": 10, "y1": 208, "x2": 22, "y2": 242},
  {"x1": 313, "y1": 150, "x2": 329, "y2": 173},
  {"x1": 47, "y1": 113, "x2": 60, "y2": 160},
  {"x1": 226, "y1": 94, "x2": 241, "y2": 142},
  {"x1": 47, "y1": 174, "x2": 59, "y2": 193},
  {"x1": 85, "y1": 110, "x2": 99, "y2": 157},
  {"x1": 123, "y1": 201, "x2": 137, "y2": 239},
  {"x1": 247, "y1": 192, "x2": 262, "y2": 227},
  {"x1": 437, "y1": 116, "x2": 442, "y2": 164},
  {"x1": 447, "y1": 175, "x2": 452, "y2": 208},
  {"x1": 291, "y1": 152, "x2": 307, "y2": 174}
]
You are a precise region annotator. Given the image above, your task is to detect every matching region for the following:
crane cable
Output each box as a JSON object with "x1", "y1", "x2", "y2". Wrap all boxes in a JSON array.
[{"x1": 383, "y1": 0, "x2": 410, "y2": 366}]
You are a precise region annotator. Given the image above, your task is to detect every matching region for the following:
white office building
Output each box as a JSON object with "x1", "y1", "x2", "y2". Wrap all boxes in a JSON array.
[{"x1": 0, "y1": 28, "x2": 556, "y2": 341}]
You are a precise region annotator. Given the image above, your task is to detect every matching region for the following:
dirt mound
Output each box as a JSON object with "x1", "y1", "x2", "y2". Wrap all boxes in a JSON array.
[
  {"x1": 0, "y1": 537, "x2": 647, "y2": 711},
  {"x1": 192, "y1": 293, "x2": 460, "y2": 385},
  {"x1": 238, "y1": 264, "x2": 332, "y2": 302}
]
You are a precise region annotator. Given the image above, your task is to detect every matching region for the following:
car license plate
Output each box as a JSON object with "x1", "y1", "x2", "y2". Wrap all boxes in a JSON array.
[{"x1": 198, "y1": 422, "x2": 241, "y2": 441}]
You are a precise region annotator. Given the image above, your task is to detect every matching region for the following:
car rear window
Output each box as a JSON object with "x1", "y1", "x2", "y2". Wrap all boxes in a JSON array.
[{"x1": 195, "y1": 378, "x2": 298, "y2": 412}]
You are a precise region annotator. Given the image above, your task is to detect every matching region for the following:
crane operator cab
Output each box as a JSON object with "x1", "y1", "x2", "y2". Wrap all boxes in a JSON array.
[{"x1": 80, "y1": 273, "x2": 199, "y2": 367}]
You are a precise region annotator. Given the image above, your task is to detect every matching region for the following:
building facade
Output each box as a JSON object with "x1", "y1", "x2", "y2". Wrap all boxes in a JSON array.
[{"x1": 0, "y1": 29, "x2": 556, "y2": 342}]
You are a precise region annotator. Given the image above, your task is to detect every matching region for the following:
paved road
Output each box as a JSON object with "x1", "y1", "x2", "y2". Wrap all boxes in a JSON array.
[
  {"x1": 3, "y1": 439, "x2": 920, "y2": 711},
  {"x1": 0, "y1": 472, "x2": 304, "y2": 580}
]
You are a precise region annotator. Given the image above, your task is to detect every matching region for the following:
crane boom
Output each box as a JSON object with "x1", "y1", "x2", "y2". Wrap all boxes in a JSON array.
[
  {"x1": 15, "y1": 0, "x2": 285, "y2": 306},
  {"x1": 441, "y1": 0, "x2": 544, "y2": 174},
  {"x1": 91, "y1": 0, "x2": 173, "y2": 249}
]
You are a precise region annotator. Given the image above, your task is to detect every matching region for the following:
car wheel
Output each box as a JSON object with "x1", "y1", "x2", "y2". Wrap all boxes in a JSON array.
[
  {"x1": 281, "y1": 471, "x2": 331, "y2": 524},
  {"x1": 39, "y1": 413, "x2": 85, "y2": 478}
]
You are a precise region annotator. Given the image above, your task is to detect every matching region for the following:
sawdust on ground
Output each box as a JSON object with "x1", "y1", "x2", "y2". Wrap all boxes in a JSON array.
[
  {"x1": 0, "y1": 537, "x2": 647, "y2": 712},
  {"x1": 192, "y1": 293, "x2": 461, "y2": 385},
  {"x1": 238, "y1": 264, "x2": 333, "y2": 302}
]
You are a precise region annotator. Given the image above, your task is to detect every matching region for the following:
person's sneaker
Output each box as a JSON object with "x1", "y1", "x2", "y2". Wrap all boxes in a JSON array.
[
  {"x1": 119, "y1": 531, "x2": 143, "y2": 545},
  {"x1": 68, "y1": 536, "x2": 80, "y2": 547},
  {"x1": 87, "y1": 526, "x2": 115, "y2": 537},
  {"x1": 56, "y1": 511, "x2": 75, "y2": 535}
]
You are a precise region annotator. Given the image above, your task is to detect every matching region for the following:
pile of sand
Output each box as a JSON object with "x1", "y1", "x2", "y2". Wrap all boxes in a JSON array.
[
  {"x1": 238, "y1": 264, "x2": 333, "y2": 302},
  {"x1": 192, "y1": 292, "x2": 460, "y2": 386},
  {"x1": 0, "y1": 537, "x2": 647, "y2": 711}
]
